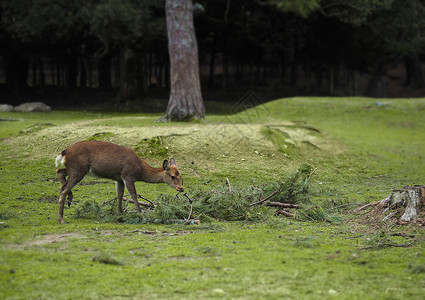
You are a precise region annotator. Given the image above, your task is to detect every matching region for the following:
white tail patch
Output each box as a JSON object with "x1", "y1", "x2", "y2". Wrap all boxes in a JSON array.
[{"x1": 55, "y1": 154, "x2": 66, "y2": 167}]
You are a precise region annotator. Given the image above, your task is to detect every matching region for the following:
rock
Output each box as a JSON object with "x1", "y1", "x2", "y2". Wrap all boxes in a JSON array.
[
  {"x1": 0, "y1": 104, "x2": 14, "y2": 112},
  {"x1": 14, "y1": 102, "x2": 52, "y2": 112}
]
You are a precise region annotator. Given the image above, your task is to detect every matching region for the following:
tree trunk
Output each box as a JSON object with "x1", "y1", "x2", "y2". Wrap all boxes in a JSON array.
[
  {"x1": 80, "y1": 58, "x2": 87, "y2": 88},
  {"x1": 404, "y1": 54, "x2": 424, "y2": 89},
  {"x1": 208, "y1": 33, "x2": 216, "y2": 88},
  {"x1": 5, "y1": 49, "x2": 29, "y2": 89},
  {"x1": 98, "y1": 53, "x2": 112, "y2": 88},
  {"x1": 117, "y1": 48, "x2": 145, "y2": 100},
  {"x1": 161, "y1": 0, "x2": 205, "y2": 122},
  {"x1": 67, "y1": 55, "x2": 78, "y2": 87},
  {"x1": 364, "y1": 64, "x2": 388, "y2": 97}
]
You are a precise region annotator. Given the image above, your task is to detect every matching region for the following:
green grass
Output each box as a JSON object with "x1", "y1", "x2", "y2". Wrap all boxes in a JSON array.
[{"x1": 1, "y1": 97, "x2": 425, "y2": 299}]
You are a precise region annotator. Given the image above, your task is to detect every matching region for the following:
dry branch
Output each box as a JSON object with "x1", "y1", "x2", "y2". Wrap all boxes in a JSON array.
[
  {"x1": 267, "y1": 202, "x2": 301, "y2": 209},
  {"x1": 183, "y1": 193, "x2": 193, "y2": 221},
  {"x1": 250, "y1": 191, "x2": 279, "y2": 206},
  {"x1": 124, "y1": 198, "x2": 154, "y2": 208},
  {"x1": 275, "y1": 209, "x2": 295, "y2": 218},
  {"x1": 137, "y1": 194, "x2": 155, "y2": 206},
  {"x1": 226, "y1": 178, "x2": 232, "y2": 192},
  {"x1": 355, "y1": 199, "x2": 385, "y2": 211}
]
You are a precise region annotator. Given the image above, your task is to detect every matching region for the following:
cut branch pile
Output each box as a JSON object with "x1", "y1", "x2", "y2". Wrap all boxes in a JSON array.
[
  {"x1": 356, "y1": 185, "x2": 425, "y2": 224},
  {"x1": 74, "y1": 163, "x2": 335, "y2": 224},
  {"x1": 250, "y1": 191, "x2": 302, "y2": 218}
]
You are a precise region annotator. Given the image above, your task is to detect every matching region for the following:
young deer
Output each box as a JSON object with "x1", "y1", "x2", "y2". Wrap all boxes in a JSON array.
[{"x1": 55, "y1": 140, "x2": 184, "y2": 224}]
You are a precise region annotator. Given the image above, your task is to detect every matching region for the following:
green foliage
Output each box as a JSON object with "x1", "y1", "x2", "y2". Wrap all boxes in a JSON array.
[
  {"x1": 134, "y1": 136, "x2": 169, "y2": 158},
  {"x1": 92, "y1": 252, "x2": 123, "y2": 266},
  {"x1": 86, "y1": 132, "x2": 115, "y2": 141},
  {"x1": 19, "y1": 123, "x2": 56, "y2": 135},
  {"x1": 88, "y1": 0, "x2": 165, "y2": 51},
  {"x1": 90, "y1": 0, "x2": 144, "y2": 49},
  {"x1": 73, "y1": 200, "x2": 102, "y2": 220},
  {"x1": 1, "y1": 0, "x2": 90, "y2": 43},
  {"x1": 0, "y1": 211, "x2": 16, "y2": 221},
  {"x1": 408, "y1": 262, "x2": 425, "y2": 274},
  {"x1": 320, "y1": 0, "x2": 394, "y2": 26},
  {"x1": 274, "y1": 0, "x2": 321, "y2": 17},
  {"x1": 261, "y1": 126, "x2": 296, "y2": 156},
  {"x1": 72, "y1": 163, "x2": 330, "y2": 224},
  {"x1": 152, "y1": 194, "x2": 188, "y2": 221}
]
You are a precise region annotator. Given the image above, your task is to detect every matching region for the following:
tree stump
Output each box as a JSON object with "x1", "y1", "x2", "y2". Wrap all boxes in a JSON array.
[{"x1": 381, "y1": 185, "x2": 425, "y2": 221}]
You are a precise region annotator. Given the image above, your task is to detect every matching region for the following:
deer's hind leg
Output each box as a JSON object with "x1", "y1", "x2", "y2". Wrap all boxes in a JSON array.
[
  {"x1": 57, "y1": 170, "x2": 86, "y2": 224},
  {"x1": 57, "y1": 168, "x2": 73, "y2": 207}
]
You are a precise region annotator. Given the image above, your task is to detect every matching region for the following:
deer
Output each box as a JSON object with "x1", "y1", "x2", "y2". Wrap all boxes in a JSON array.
[{"x1": 55, "y1": 140, "x2": 184, "y2": 224}]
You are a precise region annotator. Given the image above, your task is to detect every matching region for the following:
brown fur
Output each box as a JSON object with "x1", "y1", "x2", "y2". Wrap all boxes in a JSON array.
[{"x1": 56, "y1": 140, "x2": 183, "y2": 223}]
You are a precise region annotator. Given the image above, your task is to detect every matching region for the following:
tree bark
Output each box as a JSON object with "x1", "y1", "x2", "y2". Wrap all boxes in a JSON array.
[
  {"x1": 364, "y1": 64, "x2": 388, "y2": 97},
  {"x1": 404, "y1": 54, "x2": 424, "y2": 89},
  {"x1": 117, "y1": 48, "x2": 146, "y2": 100},
  {"x1": 98, "y1": 52, "x2": 112, "y2": 88},
  {"x1": 161, "y1": 0, "x2": 205, "y2": 122}
]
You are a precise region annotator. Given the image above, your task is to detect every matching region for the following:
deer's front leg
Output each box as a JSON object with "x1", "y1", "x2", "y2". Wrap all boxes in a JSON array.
[
  {"x1": 116, "y1": 180, "x2": 125, "y2": 214},
  {"x1": 123, "y1": 178, "x2": 142, "y2": 213}
]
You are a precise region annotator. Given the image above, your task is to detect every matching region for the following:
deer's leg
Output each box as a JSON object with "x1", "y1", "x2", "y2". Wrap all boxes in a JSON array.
[
  {"x1": 123, "y1": 178, "x2": 142, "y2": 213},
  {"x1": 116, "y1": 180, "x2": 125, "y2": 214},
  {"x1": 57, "y1": 168, "x2": 73, "y2": 207},
  {"x1": 58, "y1": 172, "x2": 85, "y2": 224}
]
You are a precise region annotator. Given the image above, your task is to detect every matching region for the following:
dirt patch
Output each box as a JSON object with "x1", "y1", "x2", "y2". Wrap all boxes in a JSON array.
[
  {"x1": 9, "y1": 233, "x2": 86, "y2": 249},
  {"x1": 37, "y1": 196, "x2": 58, "y2": 203}
]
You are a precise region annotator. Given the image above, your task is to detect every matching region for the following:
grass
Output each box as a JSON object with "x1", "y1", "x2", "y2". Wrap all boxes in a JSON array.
[{"x1": 1, "y1": 97, "x2": 425, "y2": 299}]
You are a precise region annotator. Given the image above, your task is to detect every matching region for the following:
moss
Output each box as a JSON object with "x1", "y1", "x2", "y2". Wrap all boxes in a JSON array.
[
  {"x1": 85, "y1": 132, "x2": 115, "y2": 141},
  {"x1": 134, "y1": 136, "x2": 169, "y2": 158},
  {"x1": 19, "y1": 123, "x2": 56, "y2": 135}
]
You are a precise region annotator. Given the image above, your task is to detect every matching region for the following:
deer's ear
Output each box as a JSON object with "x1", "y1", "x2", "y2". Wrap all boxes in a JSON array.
[
  {"x1": 169, "y1": 158, "x2": 176, "y2": 166},
  {"x1": 163, "y1": 160, "x2": 170, "y2": 171}
]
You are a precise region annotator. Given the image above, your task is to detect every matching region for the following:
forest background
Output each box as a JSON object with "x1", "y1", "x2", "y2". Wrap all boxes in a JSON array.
[{"x1": 2, "y1": 0, "x2": 425, "y2": 109}]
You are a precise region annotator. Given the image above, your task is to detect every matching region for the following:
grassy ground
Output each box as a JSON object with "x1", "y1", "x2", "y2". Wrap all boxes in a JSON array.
[{"x1": 1, "y1": 97, "x2": 425, "y2": 299}]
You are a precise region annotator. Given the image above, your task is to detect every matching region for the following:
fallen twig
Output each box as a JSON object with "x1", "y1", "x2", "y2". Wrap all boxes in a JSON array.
[
  {"x1": 328, "y1": 203, "x2": 363, "y2": 211},
  {"x1": 250, "y1": 190, "x2": 279, "y2": 206},
  {"x1": 382, "y1": 212, "x2": 395, "y2": 222},
  {"x1": 354, "y1": 199, "x2": 384, "y2": 211},
  {"x1": 267, "y1": 202, "x2": 300, "y2": 209},
  {"x1": 305, "y1": 167, "x2": 318, "y2": 184},
  {"x1": 183, "y1": 193, "x2": 193, "y2": 221},
  {"x1": 127, "y1": 229, "x2": 156, "y2": 234},
  {"x1": 391, "y1": 232, "x2": 415, "y2": 238},
  {"x1": 226, "y1": 177, "x2": 232, "y2": 192},
  {"x1": 124, "y1": 198, "x2": 154, "y2": 208},
  {"x1": 275, "y1": 209, "x2": 295, "y2": 218},
  {"x1": 137, "y1": 194, "x2": 155, "y2": 206}
]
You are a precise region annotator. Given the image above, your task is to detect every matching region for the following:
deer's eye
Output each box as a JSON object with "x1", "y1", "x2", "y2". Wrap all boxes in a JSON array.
[{"x1": 171, "y1": 175, "x2": 176, "y2": 180}]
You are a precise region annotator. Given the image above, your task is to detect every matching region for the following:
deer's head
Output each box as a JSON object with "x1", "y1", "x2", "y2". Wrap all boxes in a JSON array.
[{"x1": 163, "y1": 158, "x2": 184, "y2": 192}]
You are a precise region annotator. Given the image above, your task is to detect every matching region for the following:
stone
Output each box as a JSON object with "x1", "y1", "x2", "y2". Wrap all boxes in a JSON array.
[
  {"x1": 0, "y1": 104, "x2": 14, "y2": 112},
  {"x1": 14, "y1": 102, "x2": 52, "y2": 112}
]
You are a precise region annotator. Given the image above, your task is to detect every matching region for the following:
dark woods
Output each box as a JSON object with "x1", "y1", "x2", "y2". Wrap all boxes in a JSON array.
[{"x1": 1, "y1": 0, "x2": 425, "y2": 106}]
